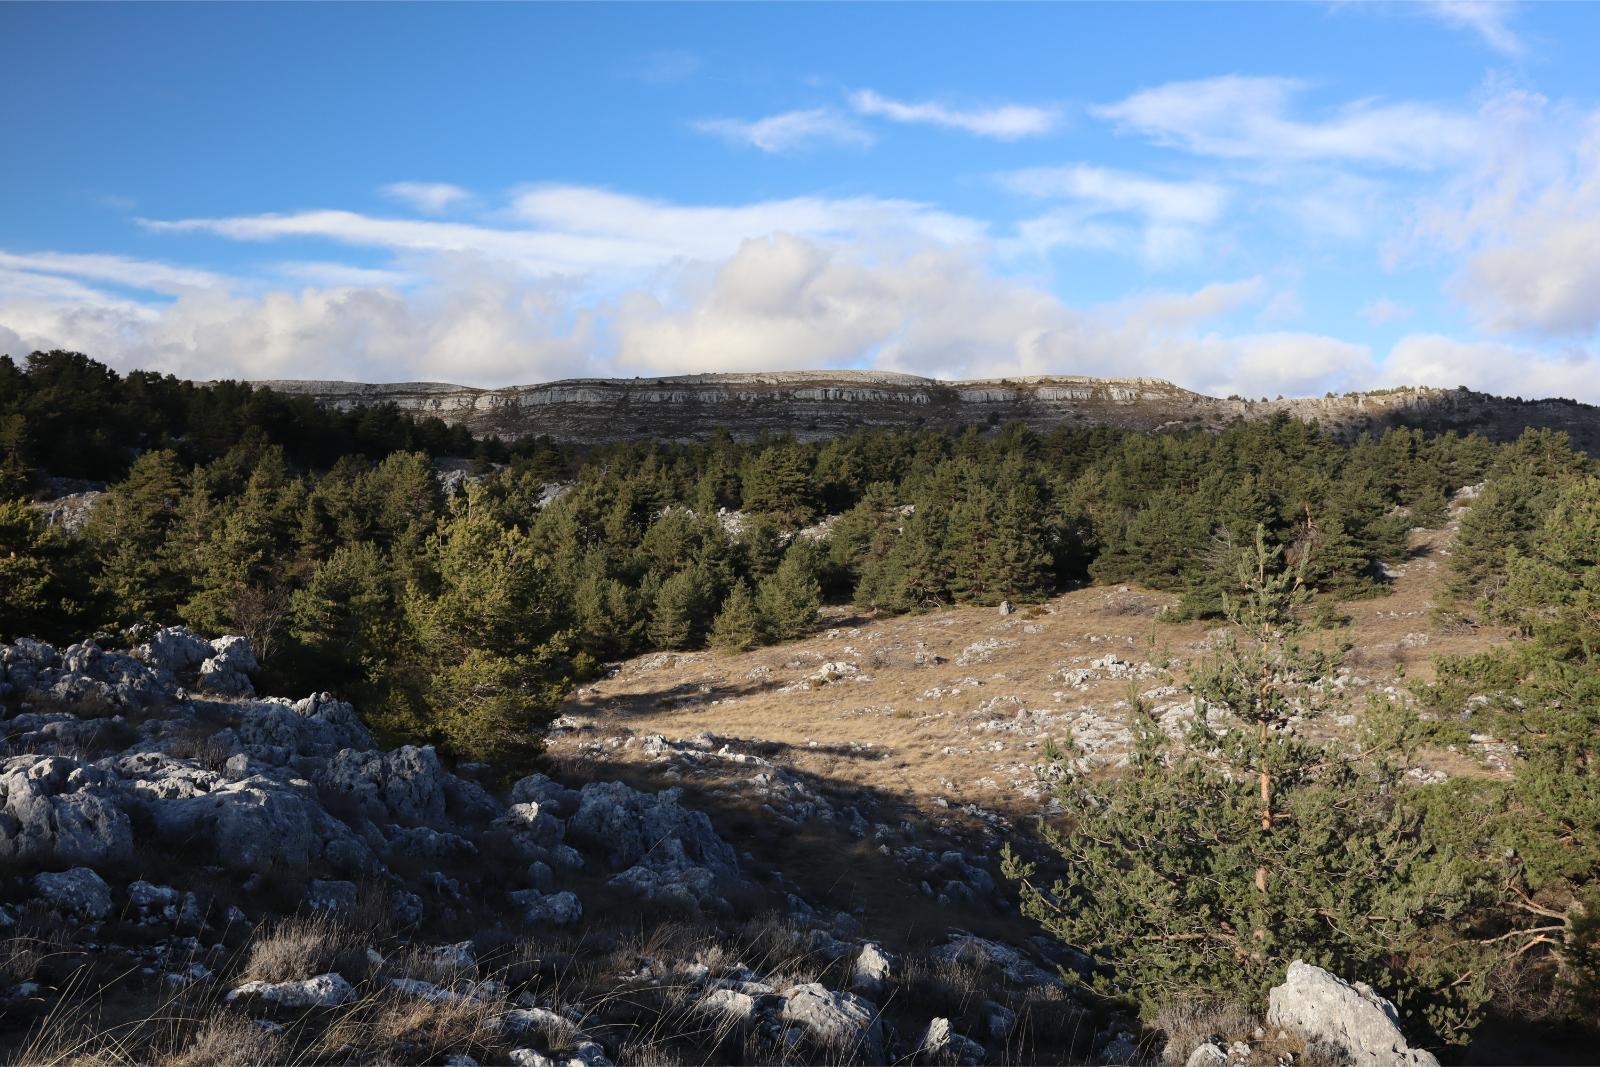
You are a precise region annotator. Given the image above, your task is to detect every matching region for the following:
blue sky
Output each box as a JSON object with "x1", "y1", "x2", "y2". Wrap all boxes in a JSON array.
[{"x1": 4, "y1": 1, "x2": 1600, "y2": 401}]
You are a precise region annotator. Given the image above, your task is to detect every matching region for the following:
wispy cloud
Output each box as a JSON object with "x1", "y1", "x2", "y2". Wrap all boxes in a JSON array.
[
  {"x1": 380, "y1": 181, "x2": 472, "y2": 214},
  {"x1": 692, "y1": 109, "x2": 873, "y2": 153},
  {"x1": 849, "y1": 89, "x2": 1062, "y2": 140},
  {"x1": 998, "y1": 165, "x2": 1228, "y2": 224},
  {"x1": 0, "y1": 250, "x2": 224, "y2": 294},
  {"x1": 997, "y1": 165, "x2": 1229, "y2": 267},
  {"x1": 1094, "y1": 75, "x2": 1476, "y2": 168},
  {"x1": 1423, "y1": 1, "x2": 1526, "y2": 56},
  {"x1": 139, "y1": 186, "x2": 986, "y2": 280}
]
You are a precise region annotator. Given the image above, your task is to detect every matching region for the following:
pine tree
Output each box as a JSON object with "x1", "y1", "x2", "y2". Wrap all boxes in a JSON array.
[
  {"x1": 742, "y1": 442, "x2": 816, "y2": 521},
  {"x1": 649, "y1": 566, "x2": 711, "y2": 649},
  {"x1": 0, "y1": 497, "x2": 66, "y2": 641},
  {"x1": 406, "y1": 488, "x2": 569, "y2": 768},
  {"x1": 757, "y1": 541, "x2": 822, "y2": 641},
  {"x1": 287, "y1": 541, "x2": 405, "y2": 706},
  {"x1": 0, "y1": 413, "x2": 31, "y2": 497},
  {"x1": 1007, "y1": 528, "x2": 1492, "y2": 1043},
  {"x1": 711, "y1": 579, "x2": 763, "y2": 652},
  {"x1": 1421, "y1": 475, "x2": 1600, "y2": 1004},
  {"x1": 86, "y1": 448, "x2": 189, "y2": 626}
]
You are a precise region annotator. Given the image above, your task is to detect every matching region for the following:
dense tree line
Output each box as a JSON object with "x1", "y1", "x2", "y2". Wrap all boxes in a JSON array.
[
  {"x1": 0, "y1": 352, "x2": 1507, "y2": 770},
  {"x1": 5, "y1": 352, "x2": 1600, "y2": 1048}
]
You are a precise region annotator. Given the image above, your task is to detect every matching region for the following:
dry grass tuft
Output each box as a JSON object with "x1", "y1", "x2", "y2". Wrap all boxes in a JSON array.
[
  {"x1": 241, "y1": 912, "x2": 373, "y2": 985},
  {"x1": 1148, "y1": 996, "x2": 1256, "y2": 1064},
  {"x1": 164, "y1": 1012, "x2": 293, "y2": 1067}
]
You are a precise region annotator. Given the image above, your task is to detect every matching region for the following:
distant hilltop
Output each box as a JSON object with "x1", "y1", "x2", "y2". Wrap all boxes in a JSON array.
[{"x1": 248, "y1": 370, "x2": 1600, "y2": 452}]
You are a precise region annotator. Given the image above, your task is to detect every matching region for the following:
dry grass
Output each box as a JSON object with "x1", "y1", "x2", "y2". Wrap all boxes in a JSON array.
[
  {"x1": 2, "y1": 904, "x2": 81, "y2": 985},
  {"x1": 1148, "y1": 996, "x2": 1257, "y2": 1063},
  {"x1": 240, "y1": 911, "x2": 375, "y2": 985},
  {"x1": 552, "y1": 522, "x2": 1509, "y2": 828},
  {"x1": 164, "y1": 1013, "x2": 292, "y2": 1067}
]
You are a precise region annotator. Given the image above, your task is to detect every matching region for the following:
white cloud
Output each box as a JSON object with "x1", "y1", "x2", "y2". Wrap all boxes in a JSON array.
[
  {"x1": 849, "y1": 89, "x2": 1063, "y2": 140},
  {"x1": 0, "y1": 250, "x2": 224, "y2": 294},
  {"x1": 1384, "y1": 333, "x2": 1597, "y2": 400},
  {"x1": 142, "y1": 187, "x2": 986, "y2": 281},
  {"x1": 272, "y1": 261, "x2": 419, "y2": 288},
  {"x1": 1094, "y1": 76, "x2": 1477, "y2": 168},
  {"x1": 0, "y1": 258, "x2": 597, "y2": 386},
  {"x1": 998, "y1": 165, "x2": 1227, "y2": 224},
  {"x1": 1424, "y1": 1, "x2": 1526, "y2": 56},
  {"x1": 380, "y1": 182, "x2": 472, "y2": 214},
  {"x1": 1406, "y1": 89, "x2": 1600, "y2": 338},
  {"x1": 999, "y1": 165, "x2": 1228, "y2": 267},
  {"x1": 692, "y1": 109, "x2": 873, "y2": 153}
]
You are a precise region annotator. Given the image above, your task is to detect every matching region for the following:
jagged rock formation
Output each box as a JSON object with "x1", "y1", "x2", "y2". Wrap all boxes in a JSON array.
[{"x1": 250, "y1": 371, "x2": 1600, "y2": 451}]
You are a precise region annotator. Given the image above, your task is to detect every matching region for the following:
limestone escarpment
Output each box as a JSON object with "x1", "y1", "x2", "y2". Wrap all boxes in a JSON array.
[{"x1": 247, "y1": 371, "x2": 1600, "y2": 451}]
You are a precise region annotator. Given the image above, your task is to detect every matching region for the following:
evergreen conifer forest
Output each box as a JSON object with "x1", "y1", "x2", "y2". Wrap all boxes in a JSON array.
[{"x1": 3, "y1": 351, "x2": 1600, "y2": 1064}]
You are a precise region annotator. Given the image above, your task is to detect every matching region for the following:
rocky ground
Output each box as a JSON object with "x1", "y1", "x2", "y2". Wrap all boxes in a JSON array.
[{"x1": 0, "y1": 505, "x2": 1491, "y2": 1065}]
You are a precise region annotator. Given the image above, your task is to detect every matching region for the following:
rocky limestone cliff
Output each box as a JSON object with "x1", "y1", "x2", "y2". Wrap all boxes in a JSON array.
[{"x1": 248, "y1": 371, "x2": 1600, "y2": 451}]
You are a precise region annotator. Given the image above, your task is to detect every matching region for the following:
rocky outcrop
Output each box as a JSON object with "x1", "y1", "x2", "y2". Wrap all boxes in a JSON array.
[
  {"x1": 1267, "y1": 960, "x2": 1439, "y2": 1067},
  {"x1": 250, "y1": 372, "x2": 1600, "y2": 453},
  {"x1": 0, "y1": 630, "x2": 755, "y2": 935}
]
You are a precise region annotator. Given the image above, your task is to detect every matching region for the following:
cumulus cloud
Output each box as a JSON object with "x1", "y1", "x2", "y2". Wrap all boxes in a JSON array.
[
  {"x1": 1383, "y1": 333, "x2": 1597, "y2": 400},
  {"x1": 849, "y1": 89, "x2": 1063, "y2": 140},
  {"x1": 380, "y1": 182, "x2": 472, "y2": 214},
  {"x1": 1094, "y1": 75, "x2": 1477, "y2": 169},
  {"x1": 692, "y1": 109, "x2": 873, "y2": 153},
  {"x1": 12, "y1": 179, "x2": 1600, "y2": 405}
]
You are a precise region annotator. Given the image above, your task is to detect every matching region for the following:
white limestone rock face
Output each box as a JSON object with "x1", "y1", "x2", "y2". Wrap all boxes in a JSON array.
[{"x1": 1267, "y1": 960, "x2": 1439, "y2": 1067}]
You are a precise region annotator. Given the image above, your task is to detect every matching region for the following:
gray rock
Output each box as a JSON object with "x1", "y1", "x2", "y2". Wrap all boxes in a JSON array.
[
  {"x1": 32, "y1": 867, "x2": 112, "y2": 923},
  {"x1": 306, "y1": 879, "x2": 358, "y2": 913},
  {"x1": 1186, "y1": 1042, "x2": 1228, "y2": 1067},
  {"x1": 319, "y1": 745, "x2": 450, "y2": 826},
  {"x1": 851, "y1": 941, "x2": 895, "y2": 995},
  {"x1": 198, "y1": 635, "x2": 258, "y2": 695},
  {"x1": 126, "y1": 880, "x2": 181, "y2": 923},
  {"x1": 134, "y1": 627, "x2": 213, "y2": 675},
  {"x1": 498, "y1": 1006, "x2": 579, "y2": 1041},
  {"x1": 146, "y1": 773, "x2": 375, "y2": 875},
  {"x1": 507, "y1": 1044, "x2": 612, "y2": 1067},
  {"x1": 0, "y1": 756, "x2": 133, "y2": 867},
  {"x1": 1267, "y1": 960, "x2": 1439, "y2": 1067},
  {"x1": 1098, "y1": 1029, "x2": 1139, "y2": 1066},
  {"x1": 919, "y1": 1016, "x2": 985, "y2": 1065},
  {"x1": 226, "y1": 972, "x2": 357, "y2": 1009},
  {"x1": 931, "y1": 932, "x2": 1061, "y2": 988},
  {"x1": 510, "y1": 889, "x2": 583, "y2": 925},
  {"x1": 696, "y1": 987, "x2": 757, "y2": 1026},
  {"x1": 780, "y1": 983, "x2": 882, "y2": 1060}
]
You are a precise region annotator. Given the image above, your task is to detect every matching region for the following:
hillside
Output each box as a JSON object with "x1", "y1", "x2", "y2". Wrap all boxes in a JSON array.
[{"x1": 251, "y1": 371, "x2": 1600, "y2": 450}]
